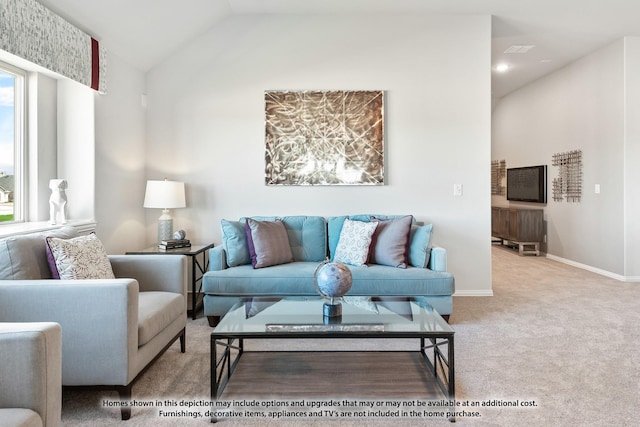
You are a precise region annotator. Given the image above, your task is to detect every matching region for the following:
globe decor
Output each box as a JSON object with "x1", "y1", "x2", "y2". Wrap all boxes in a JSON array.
[{"x1": 314, "y1": 260, "x2": 353, "y2": 318}]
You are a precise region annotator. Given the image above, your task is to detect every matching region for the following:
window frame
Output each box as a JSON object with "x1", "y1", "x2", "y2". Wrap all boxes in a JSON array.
[{"x1": 0, "y1": 60, "x2": 26, "y2": 225}]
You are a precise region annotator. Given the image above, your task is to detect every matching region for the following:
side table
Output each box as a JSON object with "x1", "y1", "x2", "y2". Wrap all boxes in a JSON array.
[{"x1": 126, "y1": 243, "x2": 214, "y2": 320}]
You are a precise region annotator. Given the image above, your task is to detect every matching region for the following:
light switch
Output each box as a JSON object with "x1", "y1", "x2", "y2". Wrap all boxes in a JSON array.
[
  {"x1": 595, "y1": 184, "x2": 600, "y2": 194},
  {"x1": 453, "y1": 184, "x2": 463, "y2": 196}
]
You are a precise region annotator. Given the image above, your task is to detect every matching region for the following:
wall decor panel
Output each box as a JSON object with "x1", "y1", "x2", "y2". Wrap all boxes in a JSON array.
[{"x1": 265, "y1": 90, "x2": 384, "y2": 186}]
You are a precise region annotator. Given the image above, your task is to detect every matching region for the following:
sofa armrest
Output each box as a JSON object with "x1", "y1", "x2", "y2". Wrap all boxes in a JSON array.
[
  {"x1": 208, "y1": 246, "x2": 228, "y2": 271},
  {"x1": 109, "y1": 254, "x2": 187, "y2": 295},
  {"x1": 0, "y1": 322, "x2": 62, "y2": 427},
  {"x1": 0, "y1": 280, "x2": 139, "y2": 385},
  {"x1": 428, "y1": 247, "x2": 448, "y2": 272}
]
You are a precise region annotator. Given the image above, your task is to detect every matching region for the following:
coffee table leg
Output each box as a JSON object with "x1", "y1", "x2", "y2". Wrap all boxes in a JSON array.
[
  {"x1": 448, "y1": 335, "x2": 455, "y2": 422},
  {"x1": 211, "y1": 335, "x2": 219, "y2": 423},
  {"x1": 421, "y1": 336, "x2": 455, "y2": 422},
  {"x1": 211, "y1": 336, "x2": 244, "y2": 423}
]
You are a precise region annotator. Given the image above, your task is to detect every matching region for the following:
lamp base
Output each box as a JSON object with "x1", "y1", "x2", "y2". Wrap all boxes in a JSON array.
[{"x1": 157, "y1": 209, "x2": 173, "y2": 243}]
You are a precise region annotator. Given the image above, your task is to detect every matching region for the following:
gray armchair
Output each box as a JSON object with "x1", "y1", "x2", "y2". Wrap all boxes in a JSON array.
[
  {"x1": 0, "y1": 228, "x2": 188, "y2": 420},
  {"x1": 0, "y1": 322, "x2": 62, "y2": 427}
]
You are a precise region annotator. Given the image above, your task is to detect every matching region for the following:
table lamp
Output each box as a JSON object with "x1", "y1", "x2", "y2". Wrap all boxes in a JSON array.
[{"x1": 143, "y1": 179, "x2": 186, "y2": 243}]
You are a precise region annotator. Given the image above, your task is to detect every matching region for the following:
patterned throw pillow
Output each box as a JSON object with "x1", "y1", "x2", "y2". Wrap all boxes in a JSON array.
[
  {"x1": 46, "y1": 233, "x2": 115, "y2": 280},
  {"x1": 333, "y1": 218, "x2": 378, "y2": 267}
]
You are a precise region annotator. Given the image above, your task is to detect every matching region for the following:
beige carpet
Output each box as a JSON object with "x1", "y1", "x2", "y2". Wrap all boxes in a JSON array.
[{"x1": 61, "y1": 246, "x2": 640, "y2": 426}]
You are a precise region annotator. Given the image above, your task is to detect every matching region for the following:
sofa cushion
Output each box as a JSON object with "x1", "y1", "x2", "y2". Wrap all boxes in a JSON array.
[
  {"x1": 334, "y1": 219, "x2": 378, "y2": 267},
  {"x1": 328, "y1": 215, "x2": 416, "y2": 260},
  {"x1": 279, "y1": 216, "x2": 326, "y2": 262},
  {"x1": 245, "y1": 218, "x2": 294, "y2": 269},
  {"x1": 203, "y1": 262, "x2": 454, "y2": 297},
  {"x1": 369, "y1": 215, "x2": 413, "y2": 268},
  {"x1": 220, "y1": 219, "x2": 251, "y2": 267},
  {"x1": 138, "y1": 291, "x2": 185, "y2": 347},
  {"x1": 244, "y1": 216, "x2": 327, "y2": 262},
  {"x1": 0, "y1": 227, "x2": 79, "y2": 280},
  {"x1": 45, "y1": 234, "x2": 115, "y2": 280},
  {"x1": 408, "y1": 223, "x2": 433, "y2": 268}
]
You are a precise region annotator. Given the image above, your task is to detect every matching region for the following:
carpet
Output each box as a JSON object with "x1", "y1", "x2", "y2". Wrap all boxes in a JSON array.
[{"x1": 61, "y1": 246, "x2": 640, "y2": 426}]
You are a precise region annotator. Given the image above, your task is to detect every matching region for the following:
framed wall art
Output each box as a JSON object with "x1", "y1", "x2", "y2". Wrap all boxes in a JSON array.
[{"x1": 265, "y1": 90, "x2": 384, "y2": 186}]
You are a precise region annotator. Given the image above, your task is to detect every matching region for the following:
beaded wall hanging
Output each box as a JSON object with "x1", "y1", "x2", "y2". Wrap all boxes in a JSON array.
[
  {"x1": 551, "y1": 150, "x2": 582, "y2": 202},
  {"x1": 491, "y1": 160, "x2": 506, "y2": 196}
]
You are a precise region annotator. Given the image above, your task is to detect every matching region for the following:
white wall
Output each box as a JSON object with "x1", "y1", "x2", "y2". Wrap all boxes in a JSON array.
[
  {"x1": 57, "y1": 79, "x2": 95, "y2": 221},
  {"x1": 94, "y1": 52, "x2": 147, "y2": 254},
  {"x1": 493, "y1": 40, "x2": 627, "y2": 276},
  {"x1": 624, "y1": 38, "x2": 640, "y2": 279},
  {"x1": 145, "y1": 14, "x2": 492, "y2": 295},
  {"x1": 27, "y1": 73, "x2": 57, "y2": 221}
]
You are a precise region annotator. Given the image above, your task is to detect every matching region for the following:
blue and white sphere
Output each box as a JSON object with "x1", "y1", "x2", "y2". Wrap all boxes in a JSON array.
[{"x1": 314, "y1": 261, "x2": 353, "y2": 299}]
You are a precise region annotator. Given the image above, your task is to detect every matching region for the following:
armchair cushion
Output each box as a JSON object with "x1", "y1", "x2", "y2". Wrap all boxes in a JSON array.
[
  {"x1": 0, "y1": 227, "x2": 79, "y2": 280},
  {"x1": 0, "y1": 408, "x2": 43, "y2": 427},
  {"x1": 45, "y1": 234, "x2": 115, "y2": 280},
  {"x1": 138, "y1": 292, "x2": 185, "y2": 347}
]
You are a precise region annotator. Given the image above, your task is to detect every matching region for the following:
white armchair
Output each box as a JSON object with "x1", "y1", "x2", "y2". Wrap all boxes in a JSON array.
[
  {"x1": 0, "y1": 228, "x2": 188, "y2": 420},
  {"x1": 0, "y1": 322, "x2": 62, "y2": 427}
]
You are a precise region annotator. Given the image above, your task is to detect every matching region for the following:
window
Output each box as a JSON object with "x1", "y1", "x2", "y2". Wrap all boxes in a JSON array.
[{"x1": 0, "y1": 62, "x2": 25, "y2": 223}]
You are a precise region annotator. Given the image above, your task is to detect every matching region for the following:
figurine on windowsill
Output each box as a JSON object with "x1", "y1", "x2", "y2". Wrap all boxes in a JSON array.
[{"x1": 49, "y1": 179, "x2": 68, "y2": 225}]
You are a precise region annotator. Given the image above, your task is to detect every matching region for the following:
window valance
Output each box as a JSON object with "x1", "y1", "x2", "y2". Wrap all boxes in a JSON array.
[{"x1": 0, "y1": 0, "x2": 106, "y2": 93}]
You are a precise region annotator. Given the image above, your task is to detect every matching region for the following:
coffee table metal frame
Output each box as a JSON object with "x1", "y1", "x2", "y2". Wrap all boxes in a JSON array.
[{"x1": 210, "y1": 297, "x2": 455, "y2": 423}]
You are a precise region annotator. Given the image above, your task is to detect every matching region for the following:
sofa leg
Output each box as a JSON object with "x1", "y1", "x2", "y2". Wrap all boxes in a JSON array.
[
  {"x1": 441, "y1": 315, "x2": 450, "y2": 323},
  {"x1": 180, "y1": 328, "x2": 186, "y2": 353},
  {"x1": 207, "y1": 316, "x2": 221, "y2": 327},
  {"x1": 117, "y1": 385, "x2": 132, "y2": 420}
]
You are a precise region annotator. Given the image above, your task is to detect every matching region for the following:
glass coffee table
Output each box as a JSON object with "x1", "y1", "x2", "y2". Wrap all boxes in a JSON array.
[{"x1": 210, "y1": 296, "x2": 455, "y2": 422}]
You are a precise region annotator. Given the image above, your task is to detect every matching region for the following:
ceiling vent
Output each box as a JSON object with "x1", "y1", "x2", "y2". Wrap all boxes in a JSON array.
[{"x1": 504, "y1": 45, "x2": 535, "y2": 54}]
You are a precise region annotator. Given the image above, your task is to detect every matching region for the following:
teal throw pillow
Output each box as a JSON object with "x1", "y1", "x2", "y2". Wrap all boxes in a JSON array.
[
  {"x1": 220, "y1": 219, "x2": 251, "y2": 267},
  {"x1": 408, "y1": 223, "x2": 433, "y2": 268}
]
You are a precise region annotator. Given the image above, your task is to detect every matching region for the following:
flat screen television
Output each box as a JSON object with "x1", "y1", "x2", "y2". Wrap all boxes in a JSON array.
[{"x1": 507, "y1": 165, "x2": 547, "y2": 203}]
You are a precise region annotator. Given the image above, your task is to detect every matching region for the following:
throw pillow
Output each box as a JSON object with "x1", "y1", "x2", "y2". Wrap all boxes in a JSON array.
[
  {"x1": 369, "y1": 215, "x2": 413, "y2": 268},
  {"x1": 408, "y1": 223, "x2": 433, "y2": 268},
  {"x1": 245, "y1": 218, "x2": 294, "y2": 269},
  {"x1": 45, "y1": 233, "x2": 115, "y2": 280},
  {"x1": 333, "y1": 218, "x2": 378, "y2": 267},
  {"x1": 220, "y1": 219, "x2": 251, "y2": 267}
]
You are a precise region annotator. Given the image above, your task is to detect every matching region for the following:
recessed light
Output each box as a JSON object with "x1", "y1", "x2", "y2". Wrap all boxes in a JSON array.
[{"x1": 495, "y1": 63, "x2": 510, "y2": 72}]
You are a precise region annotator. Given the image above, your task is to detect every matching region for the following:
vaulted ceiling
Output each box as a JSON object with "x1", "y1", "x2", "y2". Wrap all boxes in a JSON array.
[{"x1": 35, "y1": 0, "x2": 640, "y2": 98}]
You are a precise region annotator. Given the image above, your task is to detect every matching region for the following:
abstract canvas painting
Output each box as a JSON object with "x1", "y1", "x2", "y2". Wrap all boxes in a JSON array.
[{"x1": 265, "y1": 90, "x2": 384, "y2": 185}]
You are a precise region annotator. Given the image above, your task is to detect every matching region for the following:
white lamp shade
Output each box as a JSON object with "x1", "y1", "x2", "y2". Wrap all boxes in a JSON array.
[{"x1": 143, "y1": 180, "x2": 186, "y2": 209}]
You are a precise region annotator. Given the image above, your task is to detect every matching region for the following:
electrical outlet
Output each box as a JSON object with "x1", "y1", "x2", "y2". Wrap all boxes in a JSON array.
[{"x1": 453, "y1": 184, "x2": 463, "y2": 196}]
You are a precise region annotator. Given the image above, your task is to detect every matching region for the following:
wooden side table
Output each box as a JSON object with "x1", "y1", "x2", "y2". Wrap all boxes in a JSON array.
[{"x1": 126, "y1": 243, "x2": 214, "y2": 319}]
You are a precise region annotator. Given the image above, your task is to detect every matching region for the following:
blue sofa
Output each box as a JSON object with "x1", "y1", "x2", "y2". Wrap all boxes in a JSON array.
[{"x1": 203, "y1": 215, "x2": 454, "y2": 326}]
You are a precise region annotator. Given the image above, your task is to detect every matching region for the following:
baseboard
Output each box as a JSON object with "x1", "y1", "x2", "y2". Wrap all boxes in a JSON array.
[
  {"x1": 544, "y1": 253, "x2": 640, "y2": 282},
  {"x1": 453, "y1": 290, "x2": 494, "y2": 297}
]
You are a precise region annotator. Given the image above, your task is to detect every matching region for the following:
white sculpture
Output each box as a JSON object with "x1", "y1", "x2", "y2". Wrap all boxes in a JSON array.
[{"x1": 49, "y1": 179, "x2": 68, "y2": 225}]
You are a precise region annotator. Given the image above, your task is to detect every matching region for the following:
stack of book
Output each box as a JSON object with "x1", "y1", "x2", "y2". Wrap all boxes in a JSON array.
[{"x1": 158, "y1": 239, "x2": 191, "y2": 251}]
